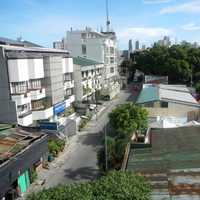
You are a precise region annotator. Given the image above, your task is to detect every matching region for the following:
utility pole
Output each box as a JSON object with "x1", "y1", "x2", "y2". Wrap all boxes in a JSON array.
[{"x1": 104, "y1": 123, "x2": 108, "y2": 171}]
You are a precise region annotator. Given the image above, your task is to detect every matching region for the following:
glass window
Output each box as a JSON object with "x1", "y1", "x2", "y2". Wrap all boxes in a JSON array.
[{"x1": 161, "y1": 101, "x2": 168, "y2": 108}]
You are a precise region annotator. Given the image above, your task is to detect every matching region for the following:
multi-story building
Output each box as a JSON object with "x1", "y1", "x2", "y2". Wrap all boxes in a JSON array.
[
  {"x1": 65, "y1": 27, "x2": 120, "y2": 99},
  {"x1": 73, "y1": 56, "x2": 104, "y2": 101},
  {"x1": 135, "y1": 40, "x2": 140, "y2": 51},
  {"x1": 0, "y1": 44, "x2": 75, "y2": 126}
]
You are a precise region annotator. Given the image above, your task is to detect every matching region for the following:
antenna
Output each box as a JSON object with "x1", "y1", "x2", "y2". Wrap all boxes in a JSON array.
[{"x1": 106, "y1": 0, "x2": 110, "y2": 32}]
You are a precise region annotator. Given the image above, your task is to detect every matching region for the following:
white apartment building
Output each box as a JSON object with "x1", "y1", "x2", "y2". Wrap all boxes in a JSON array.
[
  {"x1": 66, "y1": 28, "x2": 120, "y2": 98},
  {"x1": 0, "y1": 45, "x2": 75, "y2": 126},
  {"x1": 73, "y1": 56, "x2": 104, "y2": 101}
]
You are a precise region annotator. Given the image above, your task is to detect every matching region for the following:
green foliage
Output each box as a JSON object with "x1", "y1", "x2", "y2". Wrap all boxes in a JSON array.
[
  {"x1": 64, "y1": 106, "x2": 75, "y2": 117},
  {"x1": 79, "y1": 113, "x2": 92, "y2": 131},
  {"x1": 30, "y1": 168, "x2": 38, "y2": 183},
  {"x1": 48, "y1": 139, "x2": 66, "y2": 157},
  {"x1": 98, "y1": 103, "x2": 148, "y2": 171},
  {"x1": 109, "y1": 103, "x2": 148, "y2": 138},
  {"x1": 129, "y1": 44, "x2": 200, "y2": 84},
  {"x1": 196, "y1": 82, "x2": 200, "y2": 94},
  {"x1": 27, "y1": 171, "x2": 151, "y2": 200}
]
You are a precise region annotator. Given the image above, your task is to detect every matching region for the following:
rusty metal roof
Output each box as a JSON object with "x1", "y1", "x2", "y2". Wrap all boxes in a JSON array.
[
  {"x1": 0, "y1": 127, "x2": 45, "y2": 164},
  {"x1": 127, "y1": 126, "x2": 200, "y2": 199}
]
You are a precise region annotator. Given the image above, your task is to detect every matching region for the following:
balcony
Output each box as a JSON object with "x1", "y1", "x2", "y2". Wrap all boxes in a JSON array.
[
  {"x1": 30, "y1": 88, "x2": 46, "y2": 100},
  {"x1": 17, "y1": 111, "x2": 33, "y2": 126},
  {"x1": 32, "y1": 107, "x2": 53, "y2": 121},
  {"x1": 11, "y1": 93, "x2": 31, "y2": 106},
  {"x1": 64, "y1": 80, "x2": 74, "y2": 90}
]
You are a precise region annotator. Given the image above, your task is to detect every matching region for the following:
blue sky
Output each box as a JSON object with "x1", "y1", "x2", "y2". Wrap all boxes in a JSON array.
[{"x1": 1, "y1": 0, "x2": 200, "y2": 49}]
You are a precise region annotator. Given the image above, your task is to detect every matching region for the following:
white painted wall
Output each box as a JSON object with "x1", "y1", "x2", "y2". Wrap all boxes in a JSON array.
[
  {"x1": 62, "y1": 57, "x2": 73, "y2": 73},
  {"x1": 28, "y1": 59, "x2": 44, "y2": 79},
  {"x1": 11, "y1": 93, "x2": 31, "y2": 106},
  {"x1": 8, "y1": 59, "x2": 29, "y2": 82},
  {"x1": 18, "y1": 113, "x2": 33, "y2": 126},
  {"x1": 30, "y1": 88, "x2": 46, "y2": 100},
  {"x1": 32, "y1": 107, "x2": 53, "y2": 120}
]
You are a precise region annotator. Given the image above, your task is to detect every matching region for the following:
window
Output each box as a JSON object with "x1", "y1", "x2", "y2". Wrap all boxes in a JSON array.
[
  {"x1": 81, "y1": 33, "x2": 87, "y2": 39},
  {"x1": 82, "y1": 44, "x2": 87, "y2": 55},
  {"x1": 64, "y1": 73, "x2": 72, "y2": 81},
  {"x1": 32, "y1": 100, "x2": 44, "y2": 110},
  {"x1": 110, "y1": 67, "x2": 114, "y2": 73},
  {"x1": 110, "y1": 57, "x2": 115, "y2": 64},
  {"x1": 161, "y1": 101, "x2": 168, "y2": 108},
  {"x1": 11, "y1": 82, "x2": 27, "y2": 94},
  {"x1": 110, "y1": 47, "x2": 114, "y2": 54},
  {"x1": 29, "y1": 79, "x2": 42, "y2": 90}
]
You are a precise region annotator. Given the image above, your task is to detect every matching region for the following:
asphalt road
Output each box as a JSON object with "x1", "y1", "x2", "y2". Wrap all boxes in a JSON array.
[{"x1": 28, "y1": 87, "x2": 137, "y2": 192}]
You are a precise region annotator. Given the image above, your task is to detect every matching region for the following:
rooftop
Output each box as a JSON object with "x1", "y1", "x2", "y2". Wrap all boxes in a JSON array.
[
  {"x1": 126, "y1": 126, "x2": 200, "y2": 199},
  {"x1": 73, "y1": 56, "x2": 102, "y2": 67},
  {"x1": 0, "y1": 126, "x2": 46, "y2": 165},
  {"x1": 136, "y1": 84, "x2": 199, "y2": 106}
]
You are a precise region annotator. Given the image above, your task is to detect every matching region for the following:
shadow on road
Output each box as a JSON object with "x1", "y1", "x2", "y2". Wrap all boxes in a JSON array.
[
  {"x1": 64, "y1": 167, "x2": 100, "y2": 181},
  {"x1": 79, "y1": 133, "x2": 102, "y2": 149}
]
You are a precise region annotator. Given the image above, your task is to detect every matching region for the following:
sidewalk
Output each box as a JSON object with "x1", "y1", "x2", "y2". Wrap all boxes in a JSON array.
[{"x1": 25, "y1": 99, "x2": 114, "y2": 197}]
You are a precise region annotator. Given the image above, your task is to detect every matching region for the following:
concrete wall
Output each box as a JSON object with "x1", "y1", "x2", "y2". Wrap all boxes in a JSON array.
[
  {"x1": 8, "y1": 59, "x2": 29, "y2": 82},
  {"x1": 43, "y1": 56, "x2": 64, "y2": 105},
  {"x1": 145, "y1": 102, "x2": 200, "y2": 118},
  {"x1": 28, "y1": 58, "x2": 44, "y2": 79},
  {"x1": 0, "y1": 47, "x2": 17, "y2": 123},
  {"x1": 73, "y1": 64, "x2": 83, "y2": 101}
]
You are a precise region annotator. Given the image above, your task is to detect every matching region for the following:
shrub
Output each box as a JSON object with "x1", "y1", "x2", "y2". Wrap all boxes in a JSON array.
[
  {"x1": 48, "y1": 139, "x2": 66, "y2": 157},
  {"x1": 27, "y1": 171, "x2": 151, "y2": 200}
]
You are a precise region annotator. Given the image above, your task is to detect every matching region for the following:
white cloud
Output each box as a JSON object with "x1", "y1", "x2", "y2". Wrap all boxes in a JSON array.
[
  {"x1": 160, "y1": 1, "x2": 200, "y2": 14},
  {"x1": 118, "y1": 27, "x2": 172, "y2": 40},
  {"x1": 181, "y1": 23, "x2": 200, "y2": 31},
  {"x1": 143, "y1": 0, "x2": 172, "y2": 4}
]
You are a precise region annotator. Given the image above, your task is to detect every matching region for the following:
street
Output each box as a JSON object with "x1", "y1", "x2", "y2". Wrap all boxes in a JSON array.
[{"x1": 28, "y1": 88, "x2": 136, "y2": 192}]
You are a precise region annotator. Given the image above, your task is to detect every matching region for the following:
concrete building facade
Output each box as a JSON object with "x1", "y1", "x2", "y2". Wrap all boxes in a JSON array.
[
  {"x1": 65, "y1": 28, "x2": 120, "y2": 98},
  {"x1": 73, "y1": 57, "x2": 104, "y2": 102},
  {"x1": 0, "y1": 45, "x2": 75, "y2": 126}
]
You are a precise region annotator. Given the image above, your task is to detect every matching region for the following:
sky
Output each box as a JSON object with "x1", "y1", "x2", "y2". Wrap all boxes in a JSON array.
[{"x1": 1, "y1": 0, "x2": 200, "y2": 49}]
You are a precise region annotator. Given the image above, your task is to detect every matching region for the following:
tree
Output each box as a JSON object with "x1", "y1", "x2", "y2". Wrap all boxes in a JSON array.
[
  {"x1": 97, "y1": 104, "x2": 148, "y2": 171},
  {"x1": 195, "y1": 82, "x2": 200, "y2": 94},
  {"x1": 109, "y1": 103, "x2": 148, "y2": 138},
  {"x1": 27, "y1": 171, "x2": 152, "y2": 200},
  {"x1": 129, "y1": 44, "x2": 199, "y2": 84}
]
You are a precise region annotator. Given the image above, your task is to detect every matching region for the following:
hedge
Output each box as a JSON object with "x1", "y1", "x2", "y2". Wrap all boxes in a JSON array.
[{"x1": 27, "y1": 171, "x2": 151, "y2": 200}]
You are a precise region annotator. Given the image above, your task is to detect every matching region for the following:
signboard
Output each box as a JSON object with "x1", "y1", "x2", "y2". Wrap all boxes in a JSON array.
[
  {"x1": 53, "y1": 102, "x2": 66, "y2": 115},
  {"x1": 39, "y1": 121, "x2": 58, "y2": 130}
]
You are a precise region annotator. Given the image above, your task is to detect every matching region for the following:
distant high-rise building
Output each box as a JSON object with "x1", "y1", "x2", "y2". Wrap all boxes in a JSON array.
[
  {"x1": 128, "y1": 39, "x2": 133, "y2": 53},
  {"x1": 142, "y1": 45, "x2": 146, "y2": 50},
  {"x1": 135, "y1": 40, "x2": 140, "y2": 50},
  {"x1": 157, "y1": 36, "x2": 171, "y2": 47},
  {"x1": 128, "y1": 39, "x2": 133, "y2": 58}
]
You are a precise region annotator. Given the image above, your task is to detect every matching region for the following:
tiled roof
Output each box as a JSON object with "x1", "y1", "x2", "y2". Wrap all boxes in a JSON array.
[{"x1": 73, "y1": 56, "x2": 102, "y2": 67}]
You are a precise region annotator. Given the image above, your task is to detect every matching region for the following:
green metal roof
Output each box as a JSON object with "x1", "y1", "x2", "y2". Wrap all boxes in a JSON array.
[
  {"x1": 136, "y1": 86, "x2": 159, "y2": 104},
  {"x1": 73, "y1": 56, "x2": 102, "y2": 67},
  {"x1": 0, "y1": 124, "x2": 13, "y2": 132},
  {"x1": 127, "y1": 126, "x2": 200, "y2": 172}
]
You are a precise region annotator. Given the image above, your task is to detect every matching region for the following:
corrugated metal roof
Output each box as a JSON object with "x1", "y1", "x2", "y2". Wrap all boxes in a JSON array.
[
  {"x1": 136, "y1": 86, "x2": 159, "y2": 104},
  {"x1": 0, "y1": 127, "x2": 45, "y2": 165},
  {"x1": 73, "y1": 56, "x2": 102, "y2": 66},
  {"x1": 126, "y1": 126, "x2": 200, "y2": 200},
  {"x1": 136, "y1": 84, "x2": 199, "y2": 106}
]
